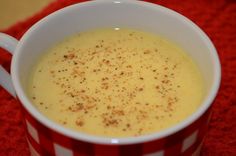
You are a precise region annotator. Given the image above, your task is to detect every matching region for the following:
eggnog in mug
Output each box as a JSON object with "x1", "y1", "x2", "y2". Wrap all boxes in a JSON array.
[{"x1": 27, "y1": 28, "x2": 204, "y2": 137}]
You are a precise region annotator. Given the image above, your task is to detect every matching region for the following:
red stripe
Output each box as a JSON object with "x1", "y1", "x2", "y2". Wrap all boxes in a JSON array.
[
  {"x1": 51, "y1": 131, "x2": 72, "y2": 148},
  {"x1": 94, "y1": 144, "x2": 119, "y2": 156},
  {"x1": 21, "y1": 104, "x2": 39, "y2": 130},
  {"x1": 142, "y1": 138, "x2": 166, "y2": 153},
  {"x1": 73, "y1": 150, "x2": 91, "y2": 156},
  {"x1": 72, "y1": 140, "x2": 94, "y2": 156},
  {"x1": 119, "y1": 144, "x2": 142, "y2": 156},
  {"x1": 164, "y1": 142, "x2": 182, "y2": 156},
  {"x1": 183, "y1": 114, "x2": 209, "y2": 156},
  {"x1": 35, "y1": 116, "x2": 57, "y2": 155},
  {"x1": 38, "y1": 132, "x2": 55, "y2": 155},
  {"x1": 198, "y1": 115, "x2": 210, "y2": 141},
  {"x1": 165, "y1": 130, "x2": 185, "y2": 148},
  {"x1": 26, "y1": 131, "x2": 42, "y2": 155}
]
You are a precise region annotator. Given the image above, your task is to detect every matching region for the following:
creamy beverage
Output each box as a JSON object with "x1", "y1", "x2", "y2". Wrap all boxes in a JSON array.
[{"x1": 27, "y1": 28, "x2": 204, "y2": 137}]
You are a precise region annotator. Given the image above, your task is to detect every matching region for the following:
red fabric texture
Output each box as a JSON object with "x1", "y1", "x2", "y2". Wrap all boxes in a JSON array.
[{"x1": 0, "y1": 0, "x2": 235, "y2": 155}]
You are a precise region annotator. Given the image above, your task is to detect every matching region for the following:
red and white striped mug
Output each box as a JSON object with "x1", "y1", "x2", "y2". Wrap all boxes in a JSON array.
[{"x1": 0, "y1": 1, "x2": 221, "y2": 155}]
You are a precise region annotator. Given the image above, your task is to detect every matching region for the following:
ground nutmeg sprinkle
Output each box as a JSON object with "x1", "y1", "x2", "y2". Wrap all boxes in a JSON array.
[{"x1": 28, "y1": 28, "x2": 204, "y2": 137}]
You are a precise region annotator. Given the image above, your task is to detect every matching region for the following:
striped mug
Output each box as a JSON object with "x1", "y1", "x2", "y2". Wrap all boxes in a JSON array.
[{"x1": 0, "y1": 1, "x2": 221, "y2": 155}]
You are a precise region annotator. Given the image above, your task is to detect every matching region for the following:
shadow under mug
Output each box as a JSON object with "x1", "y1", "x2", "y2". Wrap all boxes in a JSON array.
[{"x1": 0, "y1": 1, "x2": 221, "y2": 156}]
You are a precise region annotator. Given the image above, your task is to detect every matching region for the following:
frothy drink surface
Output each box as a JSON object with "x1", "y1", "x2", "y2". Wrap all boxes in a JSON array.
[{"x1": 28, "y1": 28, "x2": 204, "y2": 137}]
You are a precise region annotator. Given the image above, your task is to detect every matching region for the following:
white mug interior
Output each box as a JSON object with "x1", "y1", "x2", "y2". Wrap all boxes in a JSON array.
[{"x1": 11, "y1": 0, "x2": 221, "y2": 144}]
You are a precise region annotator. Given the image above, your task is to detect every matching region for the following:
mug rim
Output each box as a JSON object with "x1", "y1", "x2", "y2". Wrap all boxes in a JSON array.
[{"x1": 11, "y1": 0, "x2": 221, "y2": 145}]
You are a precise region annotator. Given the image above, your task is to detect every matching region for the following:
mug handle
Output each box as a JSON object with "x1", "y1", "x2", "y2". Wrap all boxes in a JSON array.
[{"x1": 0, "y1": 33, "x2": 19, "y2": 98}]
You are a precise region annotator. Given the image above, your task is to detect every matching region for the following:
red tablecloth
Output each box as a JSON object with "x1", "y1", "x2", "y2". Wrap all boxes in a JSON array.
[{"x1": 0, "y1": 0, "x2": 236, "y2": 155}]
